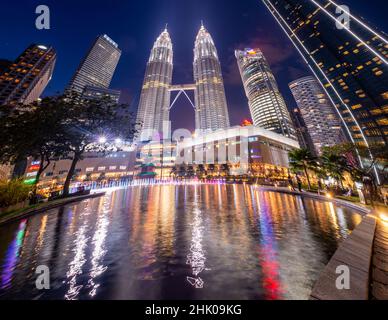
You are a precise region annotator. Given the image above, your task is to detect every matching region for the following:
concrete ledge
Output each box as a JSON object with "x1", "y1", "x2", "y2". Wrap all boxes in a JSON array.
[
  {"x1": 310, "y1": 215, "x2": 377, "y2": 300},
  {"x1": 0, "y1": 192, "x2": 106, "y2": 226},
  {"x1": 258, "y1": 186, "x2": 371, "y2": 215},
  {"x1": 371, "y1": 218, "x2": 388, "y2": 300}
]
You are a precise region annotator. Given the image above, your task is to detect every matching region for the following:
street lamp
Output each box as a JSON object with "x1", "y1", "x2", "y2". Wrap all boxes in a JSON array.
[{"x1": 98, "y1": 136, "x2": 107, "y2": 144}]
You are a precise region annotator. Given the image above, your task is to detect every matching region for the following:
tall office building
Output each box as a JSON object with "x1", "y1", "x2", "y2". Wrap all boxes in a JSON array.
[
  {"x1": 290, "y1": 107, "x2": 316, "y2": 153},
  {"x1": 82, "y1": 86, "x2": 121, "y2": 103},
  {"x1": 66, "y1": 34, "x2": 121, "y2": 95},
  {"x1": 235, "y1": 48, "x2": 296, "y2": 139},
  {"x1": 290, "y1": 76, "x2": 343, "y2": 154},
  {"x1": 136, "y1": 28, "x2": 173, "y2": 141},
  {"x1": 262, "y1": 0, "x2": 388, "y2": 177},
  {"x1": 0, "y1": 44, "x2": 56, "y2": 105},
  {"x1": 194, "y1": 24, "x2": 230, "y2": 132}
]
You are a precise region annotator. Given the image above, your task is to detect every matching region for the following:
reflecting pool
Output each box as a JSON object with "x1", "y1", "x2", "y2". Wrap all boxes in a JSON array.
[{"x1": 0, "y1": 184, "x2": 363, "y2": 300}]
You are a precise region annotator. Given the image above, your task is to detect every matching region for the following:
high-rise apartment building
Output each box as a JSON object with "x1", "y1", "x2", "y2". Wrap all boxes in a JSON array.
[
  {"x1": 194, "y1": 24, "x2": 230, "y2": 132},
  {"x1": 0, "y1": 44, "x2": 56, "y2": 105},
  {"x1": 235, "y1": 48, "x2": 296, "y2": 139},
  {"x1": 289, "y1": 76, "x2": 343, "y2": 154},
  {"x1": 66, "y1": 34, "x2": 121, "y2": 95},
  {"x1": 290, "y1": 107, "x2": 316, "y2": 153},
  {"x1": 262, "y1": 0, "x2": 388, "y2": 180},
  {"x1": 136, "y1": 28, "x2": 173, "y2": 141}
]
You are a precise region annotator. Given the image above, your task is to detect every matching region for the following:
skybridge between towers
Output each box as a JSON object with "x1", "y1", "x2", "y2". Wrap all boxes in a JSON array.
[{"x1": 169, "y1": 84, "x2": 196, "y2": 110}]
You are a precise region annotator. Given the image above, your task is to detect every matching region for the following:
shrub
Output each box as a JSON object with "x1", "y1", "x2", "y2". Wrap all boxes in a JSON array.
[{"x1": 0, "y1": 179, "x2": 31, "y2": 208}]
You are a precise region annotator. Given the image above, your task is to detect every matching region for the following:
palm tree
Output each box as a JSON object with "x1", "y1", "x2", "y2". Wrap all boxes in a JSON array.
[
  {"x1": 288, "y1": 148, "x2": 317, "y2": 190},
  {"x1": 320, "y1": 151, "x2": 349, "y2": 189}
]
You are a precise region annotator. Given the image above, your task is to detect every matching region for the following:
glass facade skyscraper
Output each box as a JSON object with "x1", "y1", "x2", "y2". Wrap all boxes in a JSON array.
[
  {"x1": 82, "y1": 86, "x2": 121, "y2": 103},
  {"x1": 194, "y1": 24, "x2": 230, "y2": 132},
  {"x1": 0, "y1": 44, "x2": 56, "y2": 105},
  {"x1": 290, "y1": 107, "x2": 316, "y2": 153},
  {"x1": 262, "y1": 0, "x2": 388, "y2": 178},
  {"x1": 235, "y1": 48, "x2": 296, "y2": 139},
  {"x1": 136, "y1": 28, "x2": 173, "y2": 141},
  {"x1": 66, "y1": 34, "x2": 121, "y2": 95},
  {"x1": 289, "y1": 76, "x2": 343, "y2": 154}
]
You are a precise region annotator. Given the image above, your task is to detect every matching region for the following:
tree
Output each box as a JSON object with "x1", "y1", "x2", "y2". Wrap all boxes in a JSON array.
[
  {"x1": 59, "y1": 93, "x2": 137, "y2": 196},
  {"x1": 177, "y1": 165, "x2": 187, "y2": 178},
  {"x1": 196, "y1": 165, "x2": 206, "y2": 179},
  {"x1": 288, "y1": 148, "x2": 318, "y2": 190},
  {"x1": 0, "y1": 99, "x2": 69, "y2": 195},
  {"x1": 186, "y1": 165, "x2": 195, "y2": 178},
  {"x1": 320, "y1": 149, "x2": 350, "y2": 189},
  {"x1": 220, "y1": 163, "x2": 230, "y2": 177},
  {"x1": 321, "y1": 143, "x2": 388, "y2": 203},
  {"x1": 1, "y1": 94, "x2": 138, "y2": 198}
]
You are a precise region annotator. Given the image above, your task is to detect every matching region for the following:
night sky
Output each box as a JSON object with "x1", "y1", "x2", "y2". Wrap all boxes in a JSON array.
[{"x1": 1, "y1": 0, "x2": 387, "y2": 131}]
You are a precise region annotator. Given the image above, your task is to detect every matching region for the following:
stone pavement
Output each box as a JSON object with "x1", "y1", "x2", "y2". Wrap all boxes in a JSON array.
[{"x1": 370, "y1": 216, "x2": 388, "y2": 300}]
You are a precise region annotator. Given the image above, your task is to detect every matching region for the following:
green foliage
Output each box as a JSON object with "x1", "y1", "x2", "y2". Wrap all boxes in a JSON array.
[
  {"x1": 0, "y1": 98, "x2": 73, "y2": 185},
  {"x1": 320, "y1": 149, "x2": 350, "y2": 187},
  {"x1": 0, "y1": 179, "x2": 31, "y2": 208},
  {"x1": 58, "y1": 93, "x2": 138, "y2": 195},
  {"x1": 288, "y1": 149, "x2": 317, "y2": 173},
  {"x1": 288, "y1": 148, "x2": 318, "y2": 189},
  {"x1": 321, "y1": 142, "x2": 388, "y2": 185},
  {"x1": 1, "y1": 93, "x2": 139, "y2": 196}
]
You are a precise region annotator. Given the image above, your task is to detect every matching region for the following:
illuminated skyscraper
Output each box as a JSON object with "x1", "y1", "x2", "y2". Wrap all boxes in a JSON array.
[
  {"x1": 82, "y1": 86, "x2": 121, "y2": 103},
  {"x1": 290, "y1": 107, "x2": 316, "y2": 153},
  {"x1": 194, "y1": 24, "x2": 230, "y2": 132},
  {"x1": 66, "y1": 34, "x2": 121, "y2": 95},
  {"x1": 262, "y1": 0, "x2": 388, "y2": 181},
  {"x1": 289, "y1": 76, "x2": 343, "y2": 154},
  {"x1": 235, "y1": 48, "x2": 296, "y2": 139},
  {"x1": 0, "y1": 44, "x2": 56, "y2": 105},
  {"x1": 137, "y1": 28, "x2": 173, "y2": 141}
]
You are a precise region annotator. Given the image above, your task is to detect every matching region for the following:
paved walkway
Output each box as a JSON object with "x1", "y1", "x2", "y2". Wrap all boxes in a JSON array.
[{"x1": 370, "y1": 217, "x2": 388, "y2": 300}]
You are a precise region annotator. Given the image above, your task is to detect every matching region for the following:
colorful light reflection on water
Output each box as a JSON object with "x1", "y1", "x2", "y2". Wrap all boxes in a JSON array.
[
  {"x1": 0, "y1": 185, "x2": 362, "y2": 300},
  {"x1": 1, "y1": 220, "x2": 27, "y2": 290},
  {"x1": 257, "y1": 192, "x2": 283, "y2": 300}
]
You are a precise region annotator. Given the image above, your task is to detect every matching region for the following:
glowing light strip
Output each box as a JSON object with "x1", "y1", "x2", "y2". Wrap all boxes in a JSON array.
[
  {"x1": 169, "y1": 89, "x2": 196, "y2": 110},
  {"x1": 308, "y1": 0, "x2": 387, "y2": 65},
  {"x1": 327, "y1": 0, "x2": 388, "y2": 44},
  {"x1": 169, "y1": 90, "x2": 183, "y2": 110},
  {"x1": 182, "y1": 90, "x2": 196, "y2": 109},
  {"x1": 262, "y1": 0, "x2": 380, "y2": 183}
]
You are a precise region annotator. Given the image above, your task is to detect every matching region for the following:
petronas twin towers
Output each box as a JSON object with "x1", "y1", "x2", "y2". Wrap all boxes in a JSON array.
[{"x1": 137, "y1": 24, "x2": 230, "y2": 141}]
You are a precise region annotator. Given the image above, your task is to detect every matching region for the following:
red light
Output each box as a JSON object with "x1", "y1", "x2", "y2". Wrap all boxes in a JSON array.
[
  {"x1": 28, "y1": 165, "x2": 40, "y2": 172},
  {"x1": 241, "y1": 119, "x2": 253, "y2": 127}
]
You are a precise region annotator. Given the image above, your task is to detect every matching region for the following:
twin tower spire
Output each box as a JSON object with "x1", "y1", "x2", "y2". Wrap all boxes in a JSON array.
[{"x1": 137, "y1": 24, "x2": 230, "y2": 141}]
